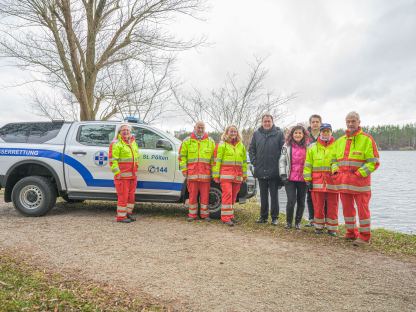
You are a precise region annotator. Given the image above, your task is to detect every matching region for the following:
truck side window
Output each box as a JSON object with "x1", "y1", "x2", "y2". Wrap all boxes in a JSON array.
[
  {"x1": 132, "y1": 127, "x2": 163, "y2": 149},
  {"x1": 77, "y1": 125, "x2": 116, "y2": 146},
  {"x1": 0, "y1": 122, "x2": 63, "y2": 143}
]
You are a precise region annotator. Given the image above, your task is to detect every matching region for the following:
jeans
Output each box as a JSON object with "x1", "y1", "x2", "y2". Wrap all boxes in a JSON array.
[
  {"x1": 258, "y1": 178, "x2": 280, "y2": 220},
  {"x1": 284, "y1": 181, "x2": 307, "y2": 224}
]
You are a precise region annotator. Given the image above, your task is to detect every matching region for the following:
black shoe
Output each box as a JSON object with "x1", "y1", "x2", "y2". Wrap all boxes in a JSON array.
[
  {"x1": 202, "y1": 217, "x2": 212, "y2": 222},
  {"x1": 271, "y1": 219, "x2": 278, "y2": 226},
  {"x1": 187, "y1": 217, "x2": 196, "y2": 222},
  {"x1": 127, "y1": 214, "x2": 136, "y2": 221},
  {"x1": 223, "y1": 221, "x2": 234, "y2": 227},
  {"x1": 315, "y1": 229, "x2": 324, "y2": 234},
  {"x1": 117, "y1": 218, "x2": 132, "y2": 223},
  {"x1": 284, "y1": 222, "x2": 292, "y2": 229},
  {"x1": 256, "y1": 218, "x2": 267, "y2": 224},
  {"x1": 295, "y1": 223, "x2": 301, "y2": 230},
  {"x1": 231, "y1": 218, "x2": 239, "y2": 224}
]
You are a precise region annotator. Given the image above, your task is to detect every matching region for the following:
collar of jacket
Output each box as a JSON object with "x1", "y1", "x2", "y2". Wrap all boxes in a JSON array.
[
  {"x1": 118, "y1": 133, "x2": 136, "y2": 145},
  {"x1": 346, "y1": 127, "x2": 362, "y2": 138},
  {"x1": 259, "y1": 125, "x2": 278, "y2": 136},
  {"x1": 191, "y1": 132, "x2": 208, "y2": 140},
  {"x1": 317, "y1": 136, "x2": 335, "y2": 146}
]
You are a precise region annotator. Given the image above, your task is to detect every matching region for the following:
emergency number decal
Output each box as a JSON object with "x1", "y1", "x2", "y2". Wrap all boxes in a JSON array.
[{"x1": 148, "y1": 165, "x2": 168, "y2": 173}]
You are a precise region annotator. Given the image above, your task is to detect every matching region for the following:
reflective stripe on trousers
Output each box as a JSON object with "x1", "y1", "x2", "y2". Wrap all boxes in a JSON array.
[
  {"x1": 187, "y1": 181, "x2": 210, "y2": 218},
  {"x1": 340, "y1": 192, "x2": 372, "y2": 241},
  {"x1": 114, "y1": 177, "x2": 137, "y2": 220},
  {"x1": 220, "y1": 181, "x2": 241, "y2": 222}
]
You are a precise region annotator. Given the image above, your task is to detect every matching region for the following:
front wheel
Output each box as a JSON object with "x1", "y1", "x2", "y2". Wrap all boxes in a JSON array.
[
  {"x1": 208, "y1": 185, "x2": 222, "y2": 219},
  {"x1": 11, "y1": 176, "x2": 57, "y2": 216}
]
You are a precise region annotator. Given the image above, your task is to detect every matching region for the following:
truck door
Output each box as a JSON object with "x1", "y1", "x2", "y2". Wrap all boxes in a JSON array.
[
  {"x1": 131, "y1": 126, "x2": 178, "y2": 196},
  {"x1": 65, "y1": 123, "x2": 116, "y2": 192}
]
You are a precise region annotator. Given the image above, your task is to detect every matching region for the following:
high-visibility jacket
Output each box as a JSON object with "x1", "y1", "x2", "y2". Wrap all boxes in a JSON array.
[
  {"x1": 109, "y1": 134, "x2": 139, "y2": 179},
  {"x1": 178, "y1": 133, "x2": 216, "y2": 182},
  {"x1": 303, "y1": 137, "x2": 337, "y2": 192},
  {"x1": 332, "y1": 128, "x2": 380, "y2": 194},
  {"x1": 213, "y1": 140, "x2": 247, "y2": 183}
]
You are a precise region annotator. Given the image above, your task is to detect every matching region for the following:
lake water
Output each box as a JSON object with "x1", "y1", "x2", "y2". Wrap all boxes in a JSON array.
[
  {"x1": 371, "y1": 151, "x2": 416, "y2": 234},
  {"x1": 264, "y1": 151, "x2": 416, "y2": 234}
]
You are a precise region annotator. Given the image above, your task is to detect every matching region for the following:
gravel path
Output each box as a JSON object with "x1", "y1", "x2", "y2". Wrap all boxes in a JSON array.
[{"x1": 1, "y1": 198, "x2": 415, "y2": 312}]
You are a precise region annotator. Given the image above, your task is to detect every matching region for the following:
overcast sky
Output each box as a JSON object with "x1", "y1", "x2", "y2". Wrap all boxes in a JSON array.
[{"x1": 1, "y1": 0, "x2": 415, "y2": 131}]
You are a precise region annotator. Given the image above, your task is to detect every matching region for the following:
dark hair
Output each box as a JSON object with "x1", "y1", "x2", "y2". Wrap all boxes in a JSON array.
[
  {"x1": 261, "y1": 114, "x2": 274, "y2": 122},
  {"x1": 309, "y1": 114, "x2": 322, "y2": 123},
  {"x1": 286, "y1": 125, "x2": 309, "y2": 147}
]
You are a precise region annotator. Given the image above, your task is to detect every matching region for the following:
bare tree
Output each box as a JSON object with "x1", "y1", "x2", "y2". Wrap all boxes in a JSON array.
[
  {"x1": 31, "y1": 90, "x2": 79, "y2": 121},
  {"x1": 0, "y1": 0, "x2": 203, "y2": 121},
  {"x1": 173, "y1": 58, "x2": 295, "y2": 144}
]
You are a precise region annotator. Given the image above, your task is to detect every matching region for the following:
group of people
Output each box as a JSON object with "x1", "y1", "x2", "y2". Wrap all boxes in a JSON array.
[
  {"x1": 108, "y1": 110, "x2": 380, "y2": 245},
  {"x1": 250, "y1": 111, "x2": 380, "y2": 245}
]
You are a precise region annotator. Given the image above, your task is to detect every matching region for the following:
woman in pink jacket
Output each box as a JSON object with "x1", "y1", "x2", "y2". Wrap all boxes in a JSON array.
[{"x1": 279, "y1": 125, "x2": 309, "y2": 229}]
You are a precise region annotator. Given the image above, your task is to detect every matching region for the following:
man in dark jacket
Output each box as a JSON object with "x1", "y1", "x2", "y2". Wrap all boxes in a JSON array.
[{"x1": 249, "y1": 114, "x2": 285, "y2": 225}]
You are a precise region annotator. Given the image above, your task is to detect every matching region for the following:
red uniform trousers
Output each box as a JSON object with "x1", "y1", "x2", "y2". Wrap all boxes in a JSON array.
[
  {"x1": 187, "y1": 181, "x2": 210, "y2": 219},
  {"x1": 114, "y1": 177, "x2": 137, "y2": 221},
  {"x1": 311, "y1": 191, "x2": 339, "y2": 231},
  {"x1": 220, "y1": 181, "x2": 241, "y2": 222},
  {"x1": 340, "y1": 192, "x2": 371, "y2": 241}
]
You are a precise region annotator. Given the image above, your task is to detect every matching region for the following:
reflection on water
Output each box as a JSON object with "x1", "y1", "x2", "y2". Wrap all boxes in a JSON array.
[{"x1": 263, "y1": 151, "x2": 416, "y2": 234}]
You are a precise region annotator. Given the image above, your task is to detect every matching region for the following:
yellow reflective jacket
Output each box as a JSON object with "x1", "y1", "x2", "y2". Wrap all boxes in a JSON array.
[
  {"x1": 332, "y1": 128, "x2": 380, "y2": 193},
  {"x1": 178, "y1": 133, "x2": 216, "y2": 182},
  {"x1": 303, "y1": 137, "x2": 337, "y2": 192},
  {"x1": 213, "y1": 140, "x2": 247, "y2": 183},
  {"x1": 109, "y1": 134, "x2": 139, "y2": 179}
]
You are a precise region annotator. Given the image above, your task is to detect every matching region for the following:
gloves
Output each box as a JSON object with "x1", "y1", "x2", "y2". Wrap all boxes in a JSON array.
[
  {"x1": 306, "y1": 181, "x2": 313, "y2": 190},
  {"x1": 280, "y1": 174, "x2": 288, "y2": 184}
]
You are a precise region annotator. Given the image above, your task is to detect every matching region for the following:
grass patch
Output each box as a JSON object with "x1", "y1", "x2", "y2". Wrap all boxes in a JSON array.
[
  {"x1": 0, "y1": 253, "x2": 165, "y2": 312},
  {"x1": 233, "y1": 201, "x2": 416, "y2": 257}
]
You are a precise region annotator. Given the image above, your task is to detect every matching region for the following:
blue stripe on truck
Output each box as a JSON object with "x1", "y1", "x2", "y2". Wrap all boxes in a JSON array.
[{"x1": 0, "y1": 148, "x2": 183, "y2": 191}]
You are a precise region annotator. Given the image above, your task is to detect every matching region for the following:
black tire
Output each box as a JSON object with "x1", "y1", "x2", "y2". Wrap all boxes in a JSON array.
[
  {"x1": 62, "y1": 194, "x2": 85, "y2": 204},
  {"x1": 208, "y1": 185, "x2": 222, "y2": 219},
  {"x1": 11, "y1": 176, "x2": 57, "y2": 216}
]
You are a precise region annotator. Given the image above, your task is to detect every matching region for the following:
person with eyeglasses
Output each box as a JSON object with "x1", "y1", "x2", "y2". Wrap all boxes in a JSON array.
[{"x1": 109, "y1": 124, "x2": 139, "y2": 223}]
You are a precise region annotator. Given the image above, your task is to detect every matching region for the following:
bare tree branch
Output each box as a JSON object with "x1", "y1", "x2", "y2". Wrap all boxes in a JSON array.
[
  {"x1": 173, "y1": 58, "x2": 295, "y2": 143},
  {"x1": 0, "y1": 0, "x2": 204, "y2": 120}
]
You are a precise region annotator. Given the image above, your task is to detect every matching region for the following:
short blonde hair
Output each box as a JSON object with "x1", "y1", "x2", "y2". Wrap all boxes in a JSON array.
[
  {"x1": 115, "y1": 123, "x2": 132, "y2": 139},
  {"x1": 221, "y1": 125, "x2": 242, "y2": 143}
]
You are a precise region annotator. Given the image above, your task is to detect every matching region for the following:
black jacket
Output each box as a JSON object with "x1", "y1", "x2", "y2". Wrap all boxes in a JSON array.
[{"x1": 249, "y1": 125, "x2": 285, "y2": 179}]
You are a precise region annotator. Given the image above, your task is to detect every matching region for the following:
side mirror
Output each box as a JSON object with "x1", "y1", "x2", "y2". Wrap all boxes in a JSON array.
[{"x1": 156, "y1": 139, "x2": 173, "y2": 150}]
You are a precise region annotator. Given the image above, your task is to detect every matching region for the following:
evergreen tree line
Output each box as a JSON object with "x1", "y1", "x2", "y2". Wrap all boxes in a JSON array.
[
  {"x1": 175, "y1": 123, "x2": 416, "y2": 151},
  {"x1": 332, "y1": 123, "x2": 416, "y2": 150}
]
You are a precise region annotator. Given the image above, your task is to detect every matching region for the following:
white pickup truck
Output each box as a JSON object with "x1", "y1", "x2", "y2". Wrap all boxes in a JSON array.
[{"x1": 0, "y1": 121, "x2": 256, "y2": 218}]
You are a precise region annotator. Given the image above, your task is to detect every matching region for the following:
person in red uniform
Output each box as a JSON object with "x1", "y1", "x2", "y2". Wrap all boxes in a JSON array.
[
  {"x1": 213, "y1": 126, "x2": 247, "y2": 226},
  {"x1": 178, "y1": 121, "x2": 216, "y2": 221},
  {"x1": 109, "y1": 124, "x2": 139, "y2": 223},
  {"x1": 304, "y1": 123, "x2": 339, "y2": 236},
  {"x1": 333, "y1": 111, "x2": 380, "y2": 245}
]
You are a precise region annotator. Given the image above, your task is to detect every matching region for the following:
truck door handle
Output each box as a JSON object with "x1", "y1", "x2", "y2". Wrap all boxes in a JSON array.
[{"x1": 72, "y1": 151, "x2": 87, "y2": 155}]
